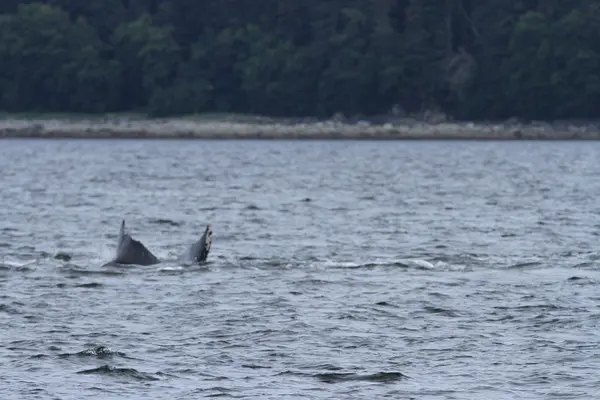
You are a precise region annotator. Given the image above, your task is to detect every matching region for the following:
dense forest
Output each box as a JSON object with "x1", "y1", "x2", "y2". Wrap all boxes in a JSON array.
[{"x1": 0, "y1": 1, "x2": 598, "y2": 120}]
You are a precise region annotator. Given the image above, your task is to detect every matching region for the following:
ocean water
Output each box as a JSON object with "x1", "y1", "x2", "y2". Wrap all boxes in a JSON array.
[{"x1": 1, "y1": 139, "x2": 600, "y2": 399}]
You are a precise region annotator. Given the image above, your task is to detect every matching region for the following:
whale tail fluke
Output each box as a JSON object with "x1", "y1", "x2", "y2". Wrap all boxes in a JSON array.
[
  {"x1": 181, "y1": 223, "x2": 212, "y2": 264},
  {"x1": 113, "y1": 219, "x2": 160, "y2": 266},
  {"x1": 199, "y1": 223, "x2": 212, "y2": 262},
  {"x1": 117, "y1": 219, "x2": 126, "y2": 250},
  {"x1": 112, "y1": 219, "x2": 211, "y2": 266}
]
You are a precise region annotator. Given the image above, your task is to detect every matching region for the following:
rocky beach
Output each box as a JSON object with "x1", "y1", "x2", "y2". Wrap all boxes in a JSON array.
[{"x1": 0, "y1": 114, "x2": 599, "y2": 140}]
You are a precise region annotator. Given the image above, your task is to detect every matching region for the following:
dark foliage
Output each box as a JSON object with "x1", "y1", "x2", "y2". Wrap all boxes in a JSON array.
[{"x1": 0, "y1": 1, "x2": 598, "y2": 120}]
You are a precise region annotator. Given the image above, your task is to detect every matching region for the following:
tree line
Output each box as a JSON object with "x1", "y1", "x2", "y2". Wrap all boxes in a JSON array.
[{"x1": 0, "y1": 0, "x2": 598, "y2": 121}]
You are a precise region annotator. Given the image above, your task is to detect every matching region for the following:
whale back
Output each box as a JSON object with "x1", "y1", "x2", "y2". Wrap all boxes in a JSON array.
[
  {"x1": 182, "y1": 223, "x2": 212, "y2": 264},
  {"x1": 114, "y1": 220, "x2": 160, "y2": 266}
]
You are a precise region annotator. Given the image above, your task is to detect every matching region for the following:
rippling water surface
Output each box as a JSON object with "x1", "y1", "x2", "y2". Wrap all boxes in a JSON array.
[{"x1": 2, "y1": 139, "x2": 600, "y2": 399}]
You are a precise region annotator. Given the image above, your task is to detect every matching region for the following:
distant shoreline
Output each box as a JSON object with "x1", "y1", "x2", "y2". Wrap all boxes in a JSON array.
[{"x1": 0, "y1": 114, "x2": 599, "y2": 140}]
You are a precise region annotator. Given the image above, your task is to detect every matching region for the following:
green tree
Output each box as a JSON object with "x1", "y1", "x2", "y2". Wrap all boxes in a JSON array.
[
  {"x1": 504, "y1": 12, "x2": 554, "y2": 119},
  {"x1": 0, "y1": 3, "x2": 118, "y2": 112},
  {"x1": 547, "y1": 5, "x2": 600, "y2": 118},
  {"x1": 0, "y1": 0, "x2": 598, "y2": 121},
  {"x1": 316, "y1": 8, "x2": 378, "y2": 116},
  {"x1": 112, "y1": 13, "x2": 180, "y2": 111}
]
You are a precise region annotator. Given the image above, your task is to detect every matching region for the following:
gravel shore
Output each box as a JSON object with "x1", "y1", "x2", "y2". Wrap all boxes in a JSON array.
[{"x1": 0, "y1": 117, "x2": 599, "y2": 140}]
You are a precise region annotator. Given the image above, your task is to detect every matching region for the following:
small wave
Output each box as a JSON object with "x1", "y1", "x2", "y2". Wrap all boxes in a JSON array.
[
  {"x1": 54, "y1": 252, "x2": 72, "y2": 261},
  {"x1": 321, "y1": 258, "x2": 454, "y2": 271},
  {"x1": 74, "y1": 282, "x2": 104, "y2": 288},
  {"x1": 182, "y1": 387, "x2": 233, "y2": 397},
  {"x1": 507, "y1": 261, "x2": 543, "y2": 269},
  {"x1": 258, "y1": 258, "x2": 293, "y2": 269},
  {"x1": 58, "y1": 265, "x2": 125, "y2": 277},
  {"x1": 375, "y1": 301, "x2": 395, "y2": 307},
  {"x1": 60, "y1": 346, "x2": 127, "y2": 359},
  {"x1": 315, "y1": 371, "x2": 407, "y2": 384},
  {"x1": 149, "y1": 218, "x2": 181, "y2": 227},
  {"x1": 567, "y1": 276, "x2": 596, "y2": 285},
  {"x1": 572, "y1": 262, "x2": 596, "y2": 270},
  {"x1": 0, "y1": 303, "x2": 21, "y2": 314},
  {"x1": 1, "y1": 258, "x2": 38, "y2": 269},
  {"x1": 241, "y1": 364, "x2": 271, "y2": 369},
  {"x1": 76, "y1": 365, "x2": 159, "y2": 381},
  {"x1": 157, "y1": 266, "x2": 184, "y2": 273},
  {"x1": 30, "y1": 353, "x2": 50, "y2": 359},
  {"x1": 401, "y1": 259, "x2": 438, "y2": 270},
  {"x1": 17, "y1": 245, "x2": 36, "y2": 253},
  {"x1": 494, "y1": 303, "x2": 564, "y2": 312},
  {"x1": 422, "y1": 305, "x2": 460, "y2": 317}
]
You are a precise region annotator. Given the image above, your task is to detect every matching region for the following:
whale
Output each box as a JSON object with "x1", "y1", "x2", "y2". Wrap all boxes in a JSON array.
[
  {"x1": 109, "y1": 220, "x2": 212, "y2": 266},
  {"x1": 180, "y1": 223, "x2": 212, "y2": 264},
  {"x1": 114, "y1": 220, "x2": 160, "y2": 266}
]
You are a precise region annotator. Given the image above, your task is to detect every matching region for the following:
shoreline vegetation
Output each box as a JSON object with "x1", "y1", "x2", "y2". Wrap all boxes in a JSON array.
[
  {"x1": 1, "y1": 3, "x2": 599, "y2": 137},
  {"x1": 0, "y1": 113, "x2": 599, "y2": 140}
]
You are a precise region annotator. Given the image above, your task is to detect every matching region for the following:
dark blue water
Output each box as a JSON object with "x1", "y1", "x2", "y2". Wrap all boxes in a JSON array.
[{"x1": 1, "y1": 139, "x2": 600, "y2": 399}]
